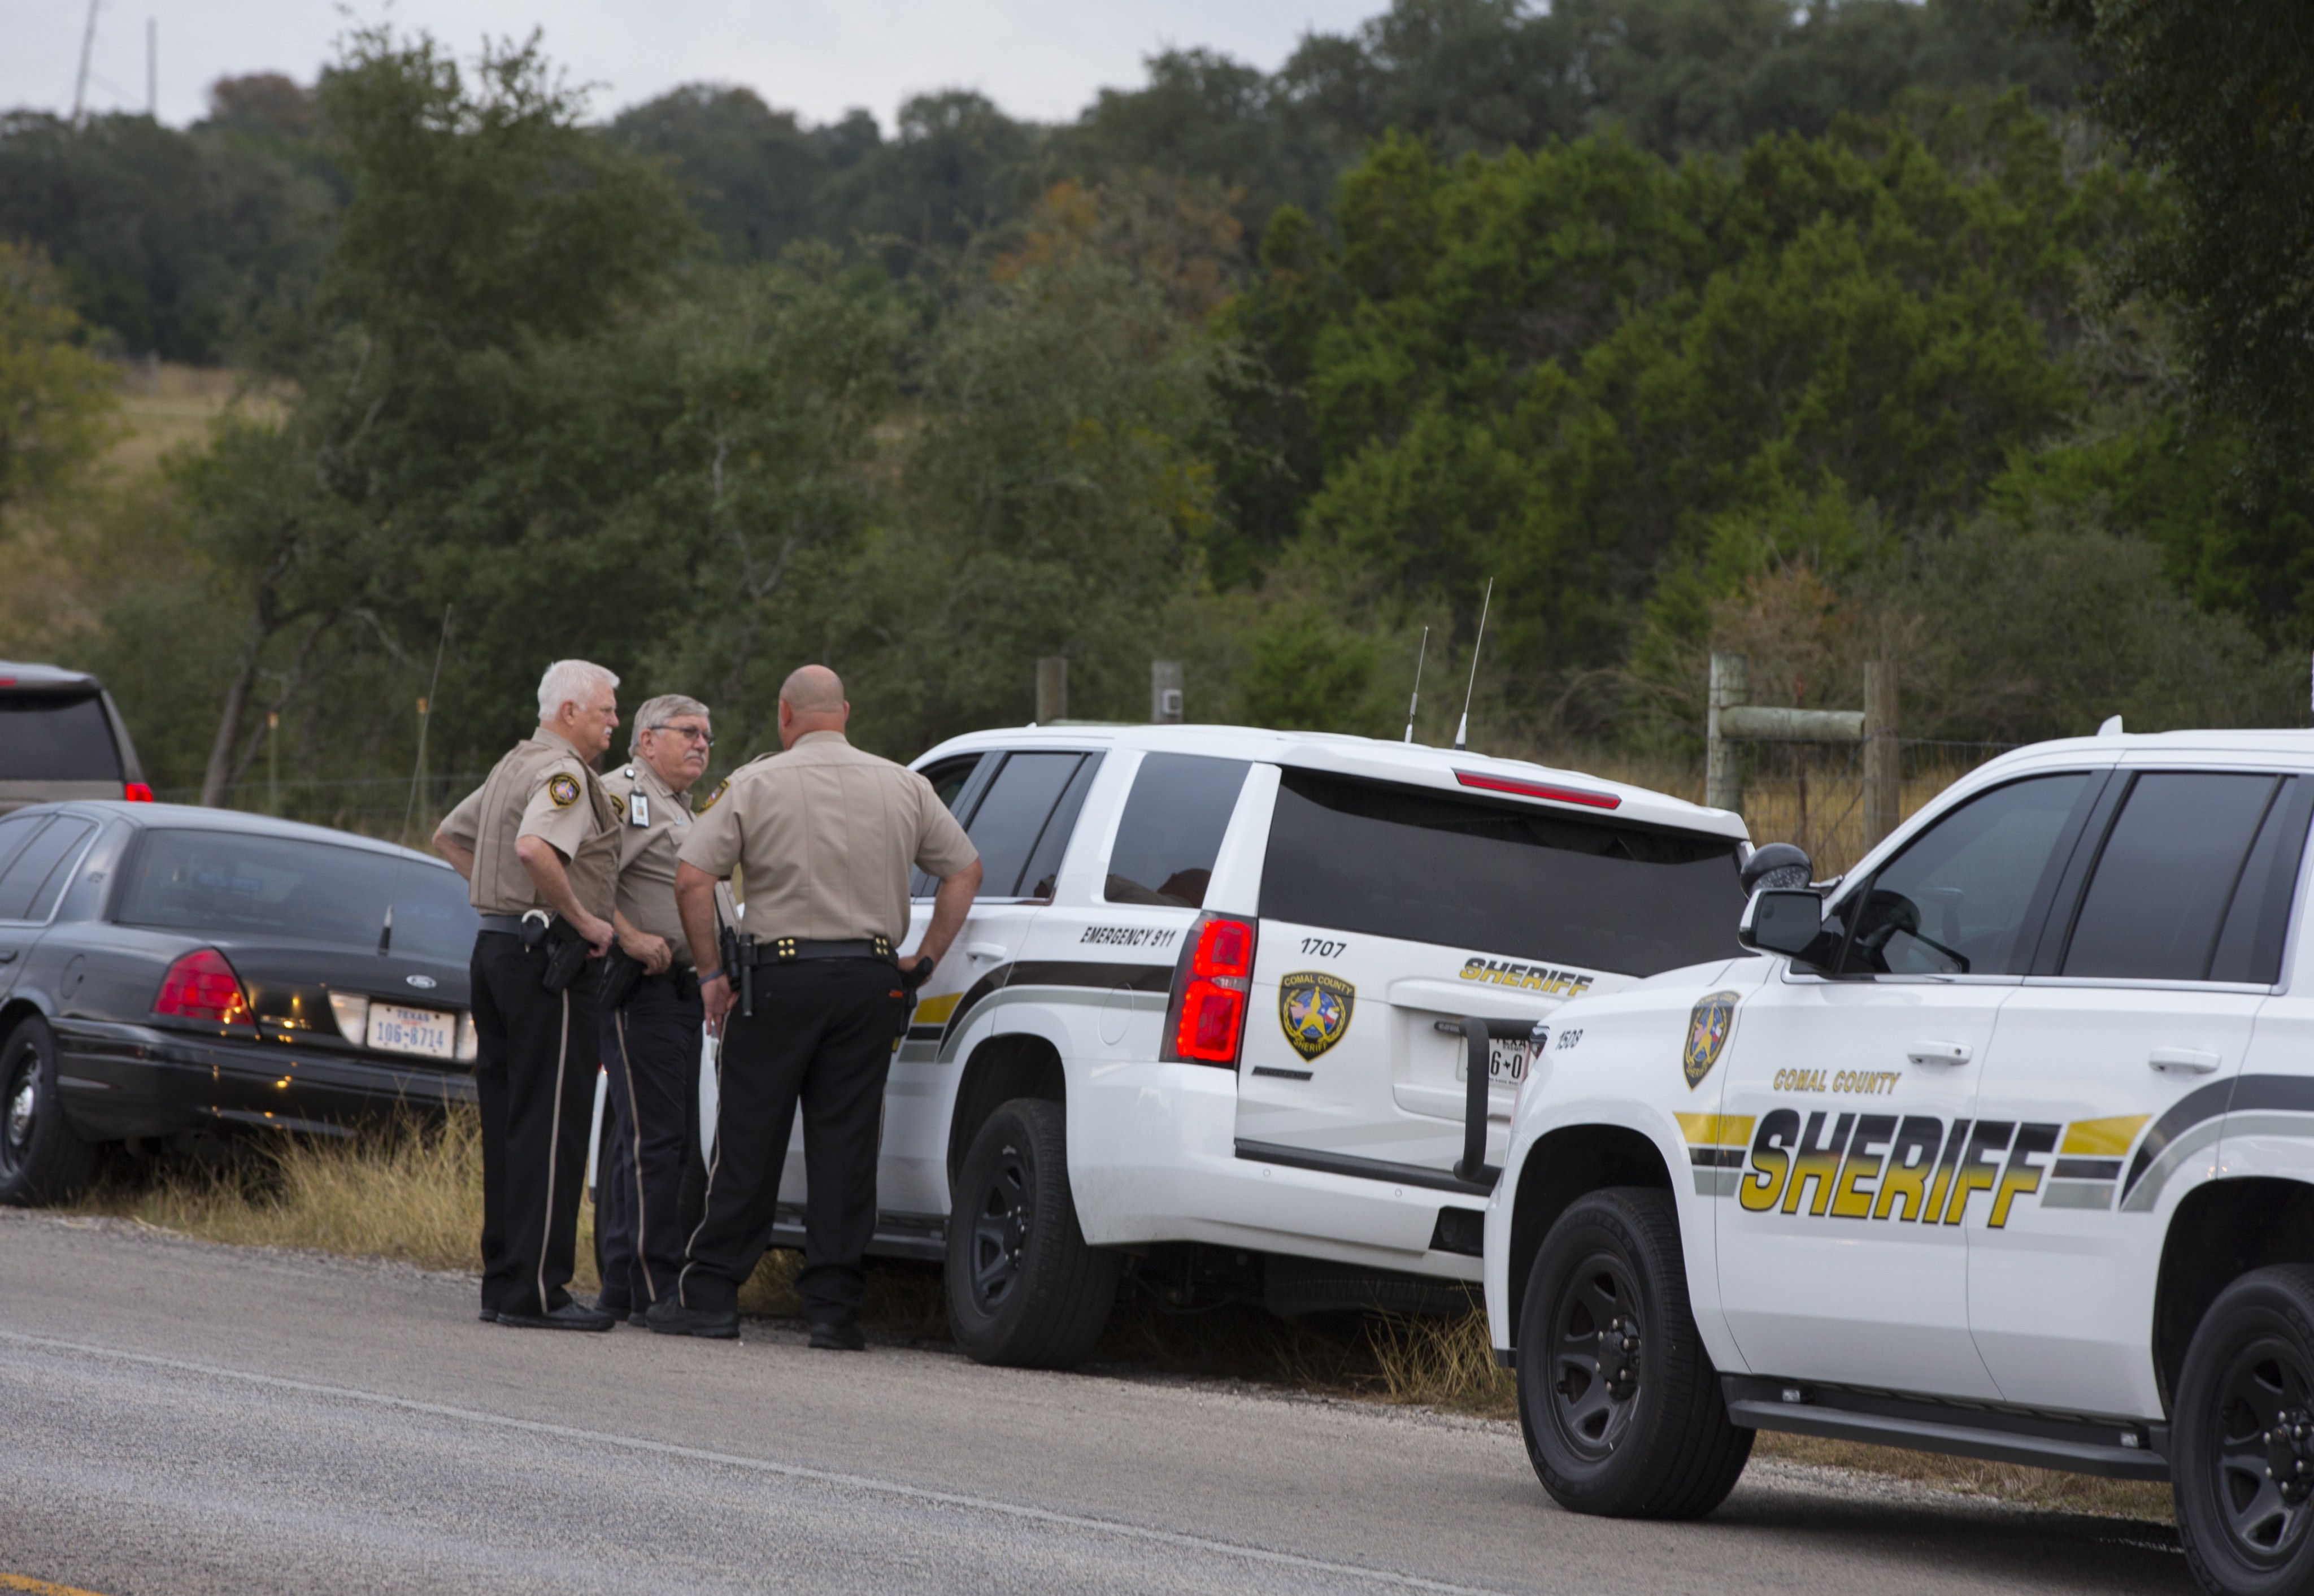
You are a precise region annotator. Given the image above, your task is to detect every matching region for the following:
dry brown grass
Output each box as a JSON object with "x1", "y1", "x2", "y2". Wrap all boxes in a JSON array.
[{"x1": 73, "y1": 1114, "x2": 2168, "y2": 1526}]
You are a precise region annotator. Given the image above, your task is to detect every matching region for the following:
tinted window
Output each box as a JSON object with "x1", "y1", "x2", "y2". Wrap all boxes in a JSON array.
[
  {"x1": 965, "y1": 754, "x2": 1086, "y2": 898},
  {"x1": 0, "y1": 818, "x2": 94, "y2": 921},
  {"x1": 2065, "y1": 773, "x2": 2281, "y2": 981},
  {"x1": 1106, "y1": 754, "x2": 1251, "y2": 909},
  {"x1": 120, "y1": 830, "x2": 480, "y2": 958},
  {"x1": 909, "y1": 755, "x2": 985, "y2": 898},
  {"x1": 0, "y1": 694, "x2": 120, "y2": 781},
  {"x1": 1260, "y1": 771, "x2": 1744, "y2": 975},
  {"x1": 1840, "y1": 773, "x2": 2091, "y2": 976},
  {"x1": 1020, "y1": 754, "x2": 1102, "y2": 901},
  {"x1": 0, "y1": 813, "x2": 46, "y2": 879},
  {"x1": 2209, "y1": 779, "x2": 2312, "y2": 985}
]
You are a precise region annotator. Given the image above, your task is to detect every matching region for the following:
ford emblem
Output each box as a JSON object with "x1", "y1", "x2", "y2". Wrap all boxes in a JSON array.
[{"x1": 404, "y1": 974, "x2": 438, "y2": 990}]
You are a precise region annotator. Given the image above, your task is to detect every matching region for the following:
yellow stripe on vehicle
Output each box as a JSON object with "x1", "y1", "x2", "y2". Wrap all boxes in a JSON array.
[
  {"x1": 2061, "y1": 1115, "x2": 2150, "y2": 1157},
  {"x1": 1675, "y1": 1113, "x2": 1755, "y2": 1147},
  {"x1": 0, "y1": 1575, "x2": 112, "y2": 1596},
  {"x1": 913, "y1": 991, "x2": 963, "y2": 1026}
]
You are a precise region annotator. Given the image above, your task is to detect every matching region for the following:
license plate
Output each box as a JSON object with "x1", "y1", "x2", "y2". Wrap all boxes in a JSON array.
[
  {"x1": 367, "y1": 1002, "x2": 455, "y2": 1060},
  {"x1": 1458, "y1": 1037, "x2": 1533, "y2": 1084}
]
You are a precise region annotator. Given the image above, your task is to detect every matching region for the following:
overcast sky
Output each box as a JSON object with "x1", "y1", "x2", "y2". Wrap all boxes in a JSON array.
[{"x1": 10, "y1": 0, "x2": 1385, "y2": 131}]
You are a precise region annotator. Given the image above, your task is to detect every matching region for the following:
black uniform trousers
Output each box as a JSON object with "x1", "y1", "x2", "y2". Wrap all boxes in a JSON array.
[
  {"x1": 595, "y1": 967, "x2": 704, "y2": 1312},
  {"x1": 676, "y1": 958, "x2": 903, "y2": 1323},
  {"x1": 470, "y1": 929, "x2": 600, "y2": 1320}
]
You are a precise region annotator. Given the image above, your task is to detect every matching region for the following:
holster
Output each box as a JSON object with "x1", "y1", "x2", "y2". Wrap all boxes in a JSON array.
[
  {"x1": 541, "y1": 916, "x2": 589, "y2": 993},
  {"x1": 598, "y1": 943, "x2": 645, "y2": 1010}
]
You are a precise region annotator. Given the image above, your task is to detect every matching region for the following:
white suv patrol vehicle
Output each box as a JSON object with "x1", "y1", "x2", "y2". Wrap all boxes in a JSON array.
[
  {"x1": 752, "y1": 725, "x2": 1751, "y2": 1369},
  {"x1": 1482, "y1": 728, "x2": 2314, "y2": 1596}
]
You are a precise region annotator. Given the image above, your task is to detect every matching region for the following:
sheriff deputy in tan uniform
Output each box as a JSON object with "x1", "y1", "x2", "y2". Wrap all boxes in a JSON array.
[
  {"x1": 646, "y1": 664, "x2": 982, "y2": 1345},
  {"x1": 591, "y1": 692, "x2": 715, "y2": 1324},
  {"x1": 434, "y1": 658, "x2": 623, "y2": 1332}
]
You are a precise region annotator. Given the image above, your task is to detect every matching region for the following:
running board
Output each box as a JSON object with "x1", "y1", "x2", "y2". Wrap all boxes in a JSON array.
[
  {"x1": 1721, "y1": 1376, "x2": 2171, "y2": 1481},
  {"x1": 770, "y1": 1205, "x2": 946, "y2": 1263},
  {"x1": 1234, "y1": 1138, "x2": 1495, "y2": 1198}
]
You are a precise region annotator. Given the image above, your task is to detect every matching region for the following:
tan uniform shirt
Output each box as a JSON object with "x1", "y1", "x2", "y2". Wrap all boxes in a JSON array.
[
  {"x1": 602, "y1": 756, "x2": 697, "y2": 966},
  {"x1": 677, "y1": 730, "x2": 977, "y2": 944},
  {"x1": 439, "y1": 729, "x2": 619, "y2": 920}
]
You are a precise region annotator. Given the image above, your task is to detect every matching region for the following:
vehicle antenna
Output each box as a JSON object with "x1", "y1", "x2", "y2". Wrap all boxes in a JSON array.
[
  {"x1": 399, "y1": 605, "x2": 453, "y2": 849},
  {"x1": 1403, "y1": 626, "x2": 1429, "y2": 744},
  {"x1": 1452, "y1": 579, "x2": 1493, "y2": 754}
]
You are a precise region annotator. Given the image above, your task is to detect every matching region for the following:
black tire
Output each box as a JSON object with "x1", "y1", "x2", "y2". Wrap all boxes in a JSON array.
[
  {"x1": 946, "y1": 1097, "x2": 1119, "y2": 1369},
  {"x1": 0, "y1": 1016, "x2": 97, "y2": 1207},
  {"x1": 2174, "y1": 1266, "x2": 2314, "y2": 1596},
  {"x1": 1516, "y1": 1186, "x2": 1751, "y2": 1519}
]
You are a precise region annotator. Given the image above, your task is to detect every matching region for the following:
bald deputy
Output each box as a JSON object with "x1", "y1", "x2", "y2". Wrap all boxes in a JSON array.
[
  {"x1": 643, "y1": 664, "x2": 982, "y2": 1345},
  {"x1": 434, "y1": 659, "x2": 623, "y2": 1333}
]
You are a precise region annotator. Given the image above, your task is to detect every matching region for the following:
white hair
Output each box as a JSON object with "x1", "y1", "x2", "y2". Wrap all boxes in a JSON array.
[
  {"x1": 536, "y1": 659, "x2": 619, "y2": 724},
  {"x1": 629, "y1": 693, "x2": 710, "y2": 754}
]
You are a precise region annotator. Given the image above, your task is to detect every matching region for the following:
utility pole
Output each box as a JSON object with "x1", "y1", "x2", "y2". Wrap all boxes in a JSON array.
[
  {"x1": 72, "y1": 0, "x2": 100, "y2": 124},
  {"x1": 1150, "y1": 660, "x2": 1183, "y2": 724},
  {"x1": 1036, "y1": 657, "x2": 1067, "y2": 724},
  {"x1": 146, "y1": 16, "x2": 156, "y2": 118}
]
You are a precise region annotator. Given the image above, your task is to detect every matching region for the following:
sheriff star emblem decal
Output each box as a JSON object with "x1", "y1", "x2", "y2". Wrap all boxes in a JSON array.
[
  {"x1": 1683, "y1": 990, "x2": 1740, "y2": 1089},
  {"x1": 1278, "y1": 971, "x2": 1355, "y2": 1060}
]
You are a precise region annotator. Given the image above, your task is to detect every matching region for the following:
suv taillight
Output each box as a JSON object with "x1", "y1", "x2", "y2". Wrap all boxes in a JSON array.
[
  {"x1": 1162, "y1": 912, "x2": 1257, "y2": 1067},
  {"x1": 123, "y1": 782, "x2": 154, "y2": 802},
  {"x1": 154, "y1": 948, "x2": 252, "y2": 1026}
]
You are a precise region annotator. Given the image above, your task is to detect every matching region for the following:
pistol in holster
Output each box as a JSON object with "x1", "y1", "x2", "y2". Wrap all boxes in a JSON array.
[{"x1": 537, "y1": 913, "x2": 589, "y2": 993}]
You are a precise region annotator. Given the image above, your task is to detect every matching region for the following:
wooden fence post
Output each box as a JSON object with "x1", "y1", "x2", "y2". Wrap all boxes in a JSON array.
[
  {"x1": 1706, "y1": 651, "x2": 1747, "y2": 812},
  {"x1": 1036, "y1": 656, "x2": 1068, "y2": 724},
  {"x1": 1863, "y1": 659, "x2": 1899, "y2": 847}
]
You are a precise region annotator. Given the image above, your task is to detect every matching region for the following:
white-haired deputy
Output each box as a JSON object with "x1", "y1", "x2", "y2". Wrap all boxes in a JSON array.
[
  {"x1": 591, "y1": 692, "x2": 715, "y2": 1325},
  {"x1": 434, "y1": 659, "x2": 623, "y2": 1331}
]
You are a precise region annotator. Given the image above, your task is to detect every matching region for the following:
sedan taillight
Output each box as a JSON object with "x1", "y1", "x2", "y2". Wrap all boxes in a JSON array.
[
  {"x1": 154, "y1": 948, "x2": 251, "y2": 1027},
  {"x1": 1162, "y1": 912, "x2": 1257, "y2": 1068},
  {"x1": 123, "y1": 782, "x2": 154, "y2": 802}
]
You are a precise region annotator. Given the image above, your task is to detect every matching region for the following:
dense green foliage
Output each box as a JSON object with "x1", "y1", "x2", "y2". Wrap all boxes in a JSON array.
[{"x1": 1, "y1": 1, "x2": 2308, "y2": 816}]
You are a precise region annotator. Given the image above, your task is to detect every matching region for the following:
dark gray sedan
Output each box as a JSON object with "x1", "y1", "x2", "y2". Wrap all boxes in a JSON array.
[{"x1": 0, "y1": 802, "x2": 481, "y2": 1204}]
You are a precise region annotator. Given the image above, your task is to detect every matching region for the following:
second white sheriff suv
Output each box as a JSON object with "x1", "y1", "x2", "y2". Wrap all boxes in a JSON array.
[
  {"x1": 1482, "y1": 727, "x2": 2314, "y2": 1596},
  {"x1": 752, "y1": 724, "x2": 1757, "y2": 1369}
]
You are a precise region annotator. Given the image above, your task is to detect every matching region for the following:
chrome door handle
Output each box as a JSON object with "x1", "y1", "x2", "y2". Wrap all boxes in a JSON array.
[
  {"x1": 2150, "y1": 1047, "x2": 2221, "y2": 1076},
  {"x1": 965, "y1": 942, "x2": 1007, "y2": 962},
  {"x1": 1907, "y1": 1041, "x2": 1972, "y2": 1067}
]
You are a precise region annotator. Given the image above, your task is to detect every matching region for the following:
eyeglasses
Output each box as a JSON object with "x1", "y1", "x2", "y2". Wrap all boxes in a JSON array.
[{"x1": 649, "y1": 724, "x2": 714, "y2": 748}]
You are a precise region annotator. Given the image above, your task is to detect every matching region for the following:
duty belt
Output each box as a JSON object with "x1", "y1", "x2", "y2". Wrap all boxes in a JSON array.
[
  {"x1": 738, "y1": 935, "x2": 895, "y2": 966},
  {"x1": 477, "y1": 913, "x2": 534, "y2": 936}
]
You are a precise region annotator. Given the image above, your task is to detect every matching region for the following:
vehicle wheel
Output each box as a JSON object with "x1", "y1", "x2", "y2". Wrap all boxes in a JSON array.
[
  {"x1": 1516, "y1": 1186, "x2": 1751, "y2": 1518},
  {"x1": 0, "y1": 1016, "x2": 97, "y2": 1207},
  {"x1": 2173, "y1": 1267, "x2": 2314, "y2": 1596},
  {"x1": 946, "y1": 1098, "x2": 1119, "y2": 1369}
]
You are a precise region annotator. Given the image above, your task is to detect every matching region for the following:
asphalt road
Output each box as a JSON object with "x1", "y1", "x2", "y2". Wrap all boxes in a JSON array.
[{"x1": 0, "y1": 1212, "x2": 2187, "y2": 1596}]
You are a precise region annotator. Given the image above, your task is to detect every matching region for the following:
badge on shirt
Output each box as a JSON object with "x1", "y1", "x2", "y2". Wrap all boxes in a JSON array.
[
  {"x1": 630, "y1": 793, "x2": 650, "y2": 827},
  {"x1": 547, "y1": 773, "x2": 580, "y2": 808},
  {"x1": 698, "y1": 777, "x2": 729, "y2": 812}
]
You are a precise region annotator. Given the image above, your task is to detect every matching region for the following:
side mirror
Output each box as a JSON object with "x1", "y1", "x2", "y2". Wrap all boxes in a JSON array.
[
  {"x1": 1741, "y1": 841, "x2": 1812, "y2": 895},
  {"x1": 1741, "y1": 888, "x2": 1825, "y2": 958}
]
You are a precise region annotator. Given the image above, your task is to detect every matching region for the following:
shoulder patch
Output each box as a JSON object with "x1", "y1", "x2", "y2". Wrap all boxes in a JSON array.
[
  {"x1": 697, "y1": 777, "x2": 730, "y2": 812},
  {"x1": 608, "y1": 792, "x2": 627, "y2": 820},
  {"x1": 547, "y1": 772, "x2": 581, "y2": 809}
]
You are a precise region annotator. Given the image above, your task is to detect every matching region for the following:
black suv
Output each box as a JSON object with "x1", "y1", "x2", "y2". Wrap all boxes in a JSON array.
[{"x1": 0, "y1": 661, "x2": 150, "y2": 816}]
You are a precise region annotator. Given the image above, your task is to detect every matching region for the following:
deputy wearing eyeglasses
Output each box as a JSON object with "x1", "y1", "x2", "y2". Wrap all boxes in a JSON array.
[{"x1": 591, "y1": 693, "x2": 716, "y2": 1327}]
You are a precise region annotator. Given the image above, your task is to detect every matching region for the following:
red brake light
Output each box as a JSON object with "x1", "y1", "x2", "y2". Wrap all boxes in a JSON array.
[
  {"x1": 124, "y1": 781, "x2": 154, "y2": 802},
  {"x1": 1454, "y1": 769, "x2": 1621, "y2": 809},
  {"x1": 154, "y1": 948, "x2": 251, "y2": 1026},
  {"x1": 1164, "y1": 914, "x2": 1257, "y2": 1067}
]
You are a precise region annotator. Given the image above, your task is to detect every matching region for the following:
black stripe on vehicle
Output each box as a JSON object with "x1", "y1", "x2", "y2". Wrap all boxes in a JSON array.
[
  {"x1": 939, "y1": 964, "x2": 1014, "y2": 1054},
  {"x1": 1005, "y1": 961, "x2": 1172, "y2": 992},
  {"x1": 1689, "y1": 1146, "x2": 1745, "y2": 1169},
  {"x1": 1234, "y1": 1138, "x2": 1493, "y2": 1197},
  {"x1": 2054, "y1": 1157, "x2": 2122, "y2": 1181},
  {"x1": 2122, "y1": 1079, "x2": 2238, "y2": 1203}
]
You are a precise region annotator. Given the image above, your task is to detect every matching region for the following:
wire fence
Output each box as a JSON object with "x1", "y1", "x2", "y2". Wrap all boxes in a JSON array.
[{"x1": 168, "y1": 735, "x2": 2022, "y2": 879}]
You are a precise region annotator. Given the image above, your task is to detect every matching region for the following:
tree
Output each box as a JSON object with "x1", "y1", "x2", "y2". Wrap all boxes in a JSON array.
[
  {"x1": 0, "y1": 241, "x2": 116, "y2": 508},
  {"x1": 2028, "y1": 0, "x2": 2314, "y2": 472}
]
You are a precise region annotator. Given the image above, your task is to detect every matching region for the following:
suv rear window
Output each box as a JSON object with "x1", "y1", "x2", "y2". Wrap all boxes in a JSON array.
[
  {"x1": 0, "y1": 693, "x2": 120, "y2": 781},
  {"x1": 1260, "y1": 770, "x2": 1744, "y2": 976},
  {"x1": 120, "y1": 829, "x2": 479, "y2": 958},
  {"x1": 1104, "y1": 754, "x2": 1251, "y2": 909}
]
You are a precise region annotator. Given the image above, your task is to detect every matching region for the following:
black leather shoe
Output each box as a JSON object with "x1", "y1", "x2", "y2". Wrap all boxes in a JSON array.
[
  {"x1": 629, "y1": 1310, "x2": 649, "y2": 1328},
  {"x1": 645, "y1": 1300, "x2": 739, "y2": 1339},
  {"x1": 497, "y1": 1301, "x2": 615, "y2": 1332},
  {"x1": 808, "y1": 1320, "x2": 865, "y2": 1351}
]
